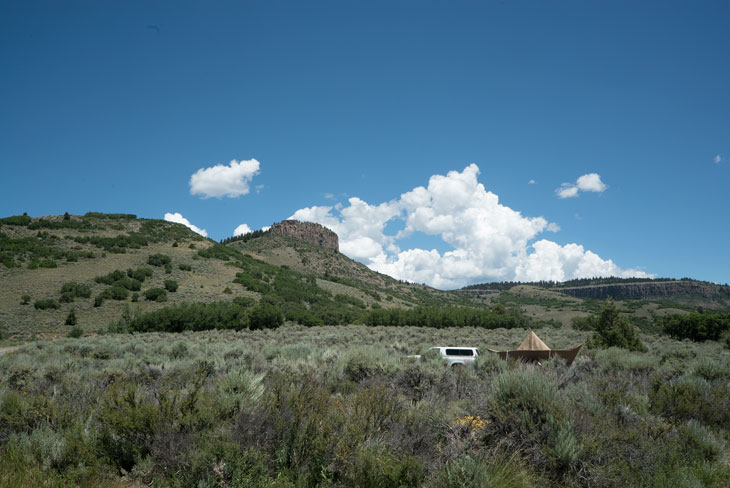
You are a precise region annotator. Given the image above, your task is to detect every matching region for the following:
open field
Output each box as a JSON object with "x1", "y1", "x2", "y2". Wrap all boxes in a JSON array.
[{"x1": 2, "y1": 325, "x2": 729, "y2": 487}]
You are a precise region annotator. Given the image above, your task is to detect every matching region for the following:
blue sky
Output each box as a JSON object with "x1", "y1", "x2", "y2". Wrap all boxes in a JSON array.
[{"x1": 1, "y1": 1, "x2": 728, "y2": 288}]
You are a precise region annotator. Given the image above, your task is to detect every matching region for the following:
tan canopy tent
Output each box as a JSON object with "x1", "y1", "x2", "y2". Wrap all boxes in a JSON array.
[{"x1": 488, "y1": 331, "x2": 582, "y2": 366}]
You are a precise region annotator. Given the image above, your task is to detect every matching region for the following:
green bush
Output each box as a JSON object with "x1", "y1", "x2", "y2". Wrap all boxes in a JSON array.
[
  {"x1": 127, "y1": 267, "x2": 154, "y2": 282},
  {"x1": 436, "y1": 453, "x2": 535, "y2": 488},
  {"x1": 488, "y1": 368, "x2": 582, "y2": 471},
  {"x1": 143, "y1": 288, "x2": 168, "y2": 302},
  {"x1": 59, "y1": 292, "x2": 75, "y2": 303},
  {"x1": 335, "y1": 294, "x2": 367, "y2": 309},
  {"x1": 343, "y1": 446, "x2": 423, "y2": 488},
  {"x1": 365, "y1": 306, "x2": 524, "y2": 328},
  {"x1": 197, "y1": 244, "x2": 242, "y2": 261},
  {"x1": 60, "y1": 281, "x2": 92, "y2": 299},
  {"x1": 73, "y1": 233, "x2": 149, "y2": 253},
  {"x1": 249, "y1": 302, "x2": 284, "y2": 330},
  {"x1": 97, "y1": 384, "x2": 161, "y2": 471},
  {"x1": 20, "y1": 294, "x2": 31, "y2": 305},
  {"x1": 662, "y1": 312, "x2": 730, "y2": 342},
  {"x1": 233, "y1": 296, "x2": 256, "y2": 307},
  {"x1": 94, "y1": 295, "x2": 104, "y2": 307},
  {"x1": 67, "y1": 327, "x2": 83, "y2": 338},
  {"x1": 679, "y1": 420, "x2": 726, "y2": 463},
  {"x1": 33, "y1": 299, "x2": 59, "y2": 310},
  {"x1": 0, "y1": 214, "x2": 31, "y2": 226},
  {"x1": 38, "y1": 259, "x2": 57, "y2": 268},
  {"x1": 164, "y1": 280, "x2": 178, "y2": 292},
  {"x1": 571, "y1": 315, "x2": 596, "y2": 330},
  {"x1": 649, "y1": 375, "x2": 730, "y2": 429},
  {"x1": 65, "y1": 309, "x2": 77, "y2": 326},
  {"x1": 147, "y1": 254, "x2": 171, "y2": 267},
  {"x1": 124, "y1": 301, "x2": 250, "y2": 332},
  {"x1": 95, "y1": 270, "x2": 127, "y2": 285},
  {"x1": 106, "y1": 286, "x2": 129, "y2": 300},
  {"x1": 215, "y1": 368, "x2": 265, "y2": 416},
  {"x1": 169, "y1": 341, "x2": 189, "y2": 359},
  {"x1": 179, "y1": 263, "x2": 192, "y2": 271},
  {"x1": 116, "y1": 278, "x2": 142, "y2": 291},
  {"x1": 586, "y1": 300, "x2": 646, "y2": 352}
]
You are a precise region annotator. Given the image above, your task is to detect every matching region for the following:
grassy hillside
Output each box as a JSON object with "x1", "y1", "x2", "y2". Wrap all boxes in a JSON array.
[
  {"x1": 0, "y1": 213, "x2": 478, "y2": 339},
  {"x1": 230, "y1": 232, "x2": 471, "y2": 308}
]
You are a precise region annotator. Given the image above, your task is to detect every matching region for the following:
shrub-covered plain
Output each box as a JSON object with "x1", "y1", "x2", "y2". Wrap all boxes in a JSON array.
[{"x1": 1, "y1": 326, "x2": 729, "y2": 487}]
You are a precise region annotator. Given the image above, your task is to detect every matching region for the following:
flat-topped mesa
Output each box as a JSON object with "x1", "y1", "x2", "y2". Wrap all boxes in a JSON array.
[{"x1": 269, "y1": 220, "x2": 339, "y2": 251}]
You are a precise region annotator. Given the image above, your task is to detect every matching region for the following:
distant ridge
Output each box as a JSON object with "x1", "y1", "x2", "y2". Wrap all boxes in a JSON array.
[{"x1": 555, "y1": 280, "x2": 730, "y2": 301}]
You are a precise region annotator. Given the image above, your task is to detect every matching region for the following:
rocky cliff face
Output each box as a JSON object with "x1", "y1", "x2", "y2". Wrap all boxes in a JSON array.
[
  {"x1": 270, "y1": 220, "x2": 339, "y2": 251},
  {"x1": 555, "y1": 281, "x2": 728, "y2": 301}
]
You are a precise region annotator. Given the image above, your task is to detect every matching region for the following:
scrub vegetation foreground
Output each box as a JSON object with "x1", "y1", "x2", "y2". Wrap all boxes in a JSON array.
[
  {"x1": 2, "y1": 326, "x2": 730, "y2": 487},
  {"x1": 2, "y1": 213, "x2": 730, "y2": 486}
]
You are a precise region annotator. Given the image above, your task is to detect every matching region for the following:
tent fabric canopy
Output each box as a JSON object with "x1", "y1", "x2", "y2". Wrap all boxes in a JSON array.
[
  {"x1": 488, "y1": 331, "x2": 582, "y2": 366},
  {"x1": 517, "y1": 331, "x2": 550, "y2": 351}
]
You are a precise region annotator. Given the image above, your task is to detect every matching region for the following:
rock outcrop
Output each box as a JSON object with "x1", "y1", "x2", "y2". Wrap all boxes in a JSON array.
[
  {"x1": 270, "y1": 220, "x2": 339, "y2": 251},
  {"x1": 555, "y1": 281, "x2": 728, "y2": 301}
]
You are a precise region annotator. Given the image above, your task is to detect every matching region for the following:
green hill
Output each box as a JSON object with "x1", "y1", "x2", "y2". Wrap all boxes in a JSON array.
[{"x1": 0, "y1": 213, "x2": 477, "y2": 338}]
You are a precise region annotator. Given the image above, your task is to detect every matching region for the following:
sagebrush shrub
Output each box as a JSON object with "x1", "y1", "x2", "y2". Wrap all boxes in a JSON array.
[
  {"x1": 216, "y1": 368, "x2": 265, "y2": 416},
  {"x1": 680, "y1": 420, "x2": 725, "y2": 463},
  {"x1": 436, "y1": 452, "x2": 534, "y2": 488}
]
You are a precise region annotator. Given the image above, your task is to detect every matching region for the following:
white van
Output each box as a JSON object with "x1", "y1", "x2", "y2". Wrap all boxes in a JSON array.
[{"x1": 408, "y1": 347, "x2": 480, "y2": 367}]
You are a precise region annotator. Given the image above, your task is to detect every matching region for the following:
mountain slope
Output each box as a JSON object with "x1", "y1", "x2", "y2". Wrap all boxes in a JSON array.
[
  {"x1": 229, "y1": 232, "x2": 465, "y2": 307},
  {"x1": 0, "y1": 213, "x2": 477, "y2": 338}
]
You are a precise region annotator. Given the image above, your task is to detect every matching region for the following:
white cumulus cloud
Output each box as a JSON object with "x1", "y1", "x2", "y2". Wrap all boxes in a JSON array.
[
  {"x1": 164, "y1": 212, "x2": 208, "y2": 237},
  {"x1": 576, "y1": 173, "x2": 607, "y2": 192},
  {"x1": 715, "y1": 154, "x2": 723, "y2": 164},
  {"x1": 234, "y1": 224, "x2": 252, "y2": 236},
  {"x1": 556, "y1": 184, "x2": 580, "y2": 199},
  {"x1": 556, "y1": 173, "x2": 607, "y2": 199},
  {"x1": 189, "y1": 159, "x2": 260, "y2": 199},
  {"x1": 291, "y1": 165, "x2": 648, "y2": 289}
]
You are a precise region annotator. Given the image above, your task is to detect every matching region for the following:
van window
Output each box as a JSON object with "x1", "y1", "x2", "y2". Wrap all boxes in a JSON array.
[{"x1": 445, "y1": 348, "x2": 473, "y2": 357}]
